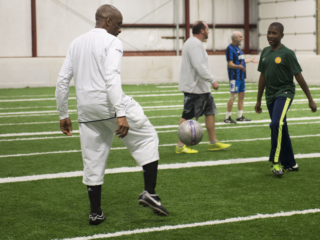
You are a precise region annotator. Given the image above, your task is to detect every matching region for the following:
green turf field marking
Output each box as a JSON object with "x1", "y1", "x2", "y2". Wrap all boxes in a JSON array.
[
  {"x1": 1, "y1": 153, "x2": 319, "y2": 183},
  {"x1": 0, "y1": 88, "x2": 319, "y2": 102},
  {"x1": 0, "y1": 108, "x2": 313, "y2": 125},
  {"x1": 1, "y1": 133, "x2": 319, "y2": 158},
  {"x1": 1, "y1": 121, "x2": 319, "y2": 142},
  {"x1": 1, "y1": 117, "x2": 319, "y2": 138},
  {"x1": 0, "y1": 100, "x2": 316, "y2": 117},
  {"x1": 58, "y1": 209, "x2": 320, "y2": 239}
]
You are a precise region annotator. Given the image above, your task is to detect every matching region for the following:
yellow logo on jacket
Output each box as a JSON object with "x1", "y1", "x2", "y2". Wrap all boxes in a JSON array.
[{"x1": 275, "y1": 57, "x2": 281, "y2": 64}]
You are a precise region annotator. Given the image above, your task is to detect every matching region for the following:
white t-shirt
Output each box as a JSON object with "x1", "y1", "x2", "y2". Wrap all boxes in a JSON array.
[
  {"x1": 179, "y1": 36, "x2": 215, "y2": 94},
  {"x1": 56, "y1": 28, "x2": 131, "y2": 123}
]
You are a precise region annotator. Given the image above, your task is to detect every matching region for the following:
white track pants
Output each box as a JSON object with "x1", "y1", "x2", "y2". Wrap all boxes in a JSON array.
[{"x1": 79, "y1": 100, "x2": 159, "y2": 186}]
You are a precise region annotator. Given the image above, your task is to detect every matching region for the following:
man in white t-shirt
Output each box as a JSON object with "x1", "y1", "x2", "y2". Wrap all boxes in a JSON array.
[
  {"x1": 56, "y1": 5, "x2": 168, "y2": 225},
  {"x1": 176, "y1": 21, "x2": 231, "y2": 154}
]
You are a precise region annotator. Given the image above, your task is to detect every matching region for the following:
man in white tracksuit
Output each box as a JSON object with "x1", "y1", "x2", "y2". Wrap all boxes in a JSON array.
[
  {"x1": 176, "y1": 21, "x2": 231, "y2": 154},
  {"x1": 56, "y1": 5, "x2": 168, "y2": 225}
]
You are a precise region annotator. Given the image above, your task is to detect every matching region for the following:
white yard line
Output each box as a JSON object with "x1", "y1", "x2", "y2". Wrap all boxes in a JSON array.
[
  {"x1": 0, "y1": 98, "x2": 317, "y2": 116},
  {"x1": 156, "y1": 83, "x2": 258, "y2": 88},
  {"x1": 0, "y1": 152, "x2": 319, "y2": 184},
  {"x1": 0, "y1": 94, "x2": 75, "y2": 98},
  {"x1": 1, "y1": 134, "x2": 319, "y2": 158},
  {"x1": 0, "y1": 105, "x2": 77, "y2": 110},
  {"x1": 1, "y1": 87, "x2": 319, "y2": 102},
  {"x1": 157, "y1": 121, "x2": 320, "y2": 133},
  {"x1": 0, "y1": 121, "x2": 58, "y2": 126},
  {"x1": 0, "y1": 135, "x2": 80, "y2": 142},
  {"x1": 1, "y1": 116, "x2": 320, "y2": 138},
  {"x1": 1, "y1": 121, "x2": 320, "y2": 142},
  {"x1": 60, "y1": 209, "x2": 320, "y2": 240},
  {"x1": 0, "y1": 108, "x2": 312, "y2": 126},
  {"x1": 0, "y1": 110, "x2": 77, "y2": 116},
  {"x1": 0, "y1": 97, "x2": 75, "y2": 102},
  {"x1": 0, "y1": 100, "x2": 315, "y2": 118}
]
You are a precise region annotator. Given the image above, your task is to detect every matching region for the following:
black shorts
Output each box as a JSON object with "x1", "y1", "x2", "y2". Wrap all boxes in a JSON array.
[{"x1": 181, "y1": 92, "x2": 217, "y2": 120}]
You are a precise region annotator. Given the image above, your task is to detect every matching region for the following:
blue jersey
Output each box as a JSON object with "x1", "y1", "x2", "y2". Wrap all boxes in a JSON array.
[{"x1": 225, "y1": 44, "x2": 246, "y2": 80}]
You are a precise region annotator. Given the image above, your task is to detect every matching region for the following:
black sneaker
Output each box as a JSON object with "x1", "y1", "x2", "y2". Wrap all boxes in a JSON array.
[
  {"x1": 138, "y1": 191, "x2": 169, "y2": 216},
  {"x1": 283, "y1": 164, "x2": 299, "y2": 172},
  {"x1": 89, "y1": 212, "x2": 106, "y2": 225},
  {"x1": 236, "y1": 116, "x2": 251, "y2": 121},
  {"x1": 224, "y1": 116, "x2": 236, "y2": 124}
]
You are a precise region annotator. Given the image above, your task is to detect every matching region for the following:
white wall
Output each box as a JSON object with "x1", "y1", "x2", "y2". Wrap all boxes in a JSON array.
[
  {"x1": 0, "y1": 0, "x2": 32, "y2": 57},
  {"x1": 258, "y1": 0, "x2": 317, "y2": 55},
  {"x1": 1, "y1": 54, "x2": 320, "y2": 89},
  {"x1": 0, "y1": 0, "x2": 259, "y2": 57}
]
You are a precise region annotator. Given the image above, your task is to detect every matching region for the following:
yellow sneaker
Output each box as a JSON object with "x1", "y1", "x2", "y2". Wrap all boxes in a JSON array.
[
  {"x1": 175, "y1": 145, "x2": 198, "y2": 154},
  {"x1": 208, "y1": 142, "x2": 231, "y2": 151}
]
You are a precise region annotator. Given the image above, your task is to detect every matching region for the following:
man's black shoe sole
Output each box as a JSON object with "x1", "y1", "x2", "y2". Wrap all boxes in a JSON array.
[
  {"x1": 139, "y1": 200, "x2": 169, "y2": 216},
  {"x1": 89, "y1": 218, "x2": 105, "y2": 225}
]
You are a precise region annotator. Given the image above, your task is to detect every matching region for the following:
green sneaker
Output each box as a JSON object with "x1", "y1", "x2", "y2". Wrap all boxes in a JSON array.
[
  {"x1": 175, "y1": 145, "x2": 198, "y2": 154},
  {"x1": 271, "y1": 164, "x2": 284, "y2": 177},
  {"x1": 208, "y1": 142, "x2": 231, "y2": 151}
]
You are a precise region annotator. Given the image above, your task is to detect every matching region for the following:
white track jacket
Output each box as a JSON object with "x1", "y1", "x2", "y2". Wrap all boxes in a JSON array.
[{"x1": 56, "y1": 28, "x2": 130, "y2": 123}]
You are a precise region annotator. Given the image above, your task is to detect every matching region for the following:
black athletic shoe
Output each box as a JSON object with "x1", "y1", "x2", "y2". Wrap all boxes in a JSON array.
[
  {"x1": 224, "y1": 116, "x2": 236, "y2": 124},
  {"x1": 89, "y1": 212, "x2": 106, "y2": 225},
  {"x1": 138, "y1": 190, "x2": 169, "y2": 216},
  {"x1": 283, "y1": 164, "x2": 299, "y2": 172},
  {"x1": 236, "y1": 116, "x2": 251, "y2": 121}
]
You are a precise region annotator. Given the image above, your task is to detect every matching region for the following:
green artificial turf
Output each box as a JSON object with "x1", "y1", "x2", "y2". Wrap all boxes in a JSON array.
[{"x1": 0, "y1": 83, "x2": 319, "y2": 240}]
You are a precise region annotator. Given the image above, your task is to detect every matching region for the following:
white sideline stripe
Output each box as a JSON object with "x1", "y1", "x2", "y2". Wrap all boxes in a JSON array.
[
  {"x1": 60, "y1": 209, "x2": 320, "y2": 240},
  {"x1": 0, "y1": 121, "x2": 57, "y2": 126},
  {"x1": 0, "y1": 108, "x2": 312, "y2": 126},
  {"x1": 0, "y1": 97, "x2": 263, "y2": 110},
  {"x1": 0, "y1": 100, "x2": 314, "y2": 118},
  {"x1": 1, "y1": 134, "x2": 319, "y2": 158},
  {"x1": 156, "y1": 85, "x2": 179, "y2": 88},
  {"x1": 0, "y1": 135, "x2": 81, "y2": 142},
  {"x1": 1, "y1": 153, "x2": 319, "y2": 183},
  {"x1": 157, "y1": 121, "x2": 320, "y2": 133},
  {"x1": 0, "y1": 110, "x2": 77, "y2": 116},
  {"x1": 123, "y1": 87, "x2": 255, "y2": 94},
  {"x1": 0, "y1": 131, "x2": 79, "y2": 137},
  {"x1": 1, "y1": 99, "x2": 316, "y2": 116},
  {"x1": 1, "y1": 122, "x2": 320, "y2": 142},
  {"x1": 0, "y1": 90, "x2": 252, "y2": 102},
  {"x1": 150, "y1": 116, "x2": 320, "y2": 129},
  {"x1": 1, "y1": 116, "x2": 320, "y2": 138},
  {"x1": 0, "y1": 105, "x2": 78, "y2": 110},
  {"x1": 1, "y1": 87, "x2": 319, "y2": 102},
  {"x1": 155, "y1": 83, "x2": 256, "y2": 88},
  {"x1": 0, "y1": 97, "x2": 76, "y2": 102}
]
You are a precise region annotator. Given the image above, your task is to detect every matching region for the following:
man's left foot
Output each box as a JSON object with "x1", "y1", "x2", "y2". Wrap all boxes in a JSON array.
[
  {"x1": 138, "y1": 191, "x2": 169, "y2": 216},
  {"x1": 208, "y1": 142, "x2": 231, "y2": 151},
  {"x1": 89, "y1": 212, "x2": 106, "y2": 225},
  {"x1": 236, "y1": 116, "x2": 251, "y2": 121},
  {"x1": 283, "y1": 163, "x2": 299, "y2": 172}
]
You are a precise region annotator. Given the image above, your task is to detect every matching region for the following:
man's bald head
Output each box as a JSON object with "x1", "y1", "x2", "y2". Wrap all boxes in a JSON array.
[
  {"x1": 95, "y1": 5, "x2": 123, "y2": 37},
  {"x1": 96, "y1": 4, "x2": 121, "y2": 22},
  {"x1": 231, "y1": 31, "x2": 242, "y2": 41}
]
